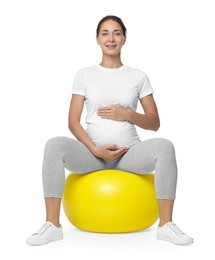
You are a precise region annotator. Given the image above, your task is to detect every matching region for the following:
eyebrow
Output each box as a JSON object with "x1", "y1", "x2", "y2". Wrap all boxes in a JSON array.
[{"x1": 100, "y1": 29, "x2": 122, "y2": 32}]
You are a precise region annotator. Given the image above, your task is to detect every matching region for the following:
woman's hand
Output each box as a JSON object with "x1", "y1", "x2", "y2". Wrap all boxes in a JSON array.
[
  {"x1": 91, "y1": 144, "x2": 128, "y2": 160},
  {"x1": 97, "y1": 104, "x2": 129, "y2": 121}
]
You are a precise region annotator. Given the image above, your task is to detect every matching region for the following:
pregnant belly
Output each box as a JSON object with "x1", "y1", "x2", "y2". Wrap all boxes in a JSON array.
[{"x1": 86, "y1": 121, "x2": 141, "y2": 148}]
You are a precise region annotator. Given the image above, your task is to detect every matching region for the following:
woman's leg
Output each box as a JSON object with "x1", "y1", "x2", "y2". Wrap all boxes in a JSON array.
[
  {"x1": 45, "y1": 198, "x2": 61, "y2": 227},
  {"x1": 27, "y1": 136, "x2": 107, "y2": 246},
  {"x1": 116, "y1": 138, "x2": 193, "y2": 245},
  {"x1": 157, "y1": 199, "x2": 174, "y2": 226},
  {"x1": 42, "y1": 136, "x2": 107, "y2": 221},
  {"x1": 116, "y1": 138, "x2": 177, "y2": 226},
  {"x1": 42, "y1": 136, "x2": 107, "y2": 198},
  {"x1": 116, "y1": 138, "x2": 178, "y2": 201}
]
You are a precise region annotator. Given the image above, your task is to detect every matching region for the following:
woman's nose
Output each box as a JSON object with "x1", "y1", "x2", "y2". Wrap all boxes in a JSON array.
[{"x1": 108, "y1": 34, "x2": 114, "y2": 42}]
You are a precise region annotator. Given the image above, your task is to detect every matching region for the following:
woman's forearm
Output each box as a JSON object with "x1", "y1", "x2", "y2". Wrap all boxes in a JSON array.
[
  {"x1": 125, "y1": 109, "x2": 160, "y2": 131},
  {"x1": 69, "y1": 122, "x2": 96, "y2": 152},
  {"x1": 97, "y1": 100, "x2": 160, "y2": 131}
]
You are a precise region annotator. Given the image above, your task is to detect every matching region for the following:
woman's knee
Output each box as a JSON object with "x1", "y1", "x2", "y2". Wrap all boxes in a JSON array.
[
  {"x1": 155, "y1": 138, "x2": 176, "y2": 154},
  {"x1": 44, "y1": 136, "x2": 68, "y2": 153}
]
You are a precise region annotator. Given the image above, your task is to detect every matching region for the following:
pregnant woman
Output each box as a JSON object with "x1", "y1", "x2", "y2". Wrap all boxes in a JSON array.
[{"x1": 26, "y1": 15, "x2": 193, "y2": 246}]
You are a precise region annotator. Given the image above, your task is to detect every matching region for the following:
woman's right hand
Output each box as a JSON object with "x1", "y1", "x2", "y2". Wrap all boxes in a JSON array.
[{"x1": 91, "y1": 144, "x2": 128, "y2": 160}]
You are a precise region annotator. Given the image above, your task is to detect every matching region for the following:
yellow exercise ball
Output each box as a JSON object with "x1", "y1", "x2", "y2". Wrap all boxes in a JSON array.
[{"x1": 63, "y1": 169, "x2": 159, "y2": 233}]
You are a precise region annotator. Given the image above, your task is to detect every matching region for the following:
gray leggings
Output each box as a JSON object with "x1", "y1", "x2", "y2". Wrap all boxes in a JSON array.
[{"x1": 42, "y1": 137, "x2": 177, "y2": 200}]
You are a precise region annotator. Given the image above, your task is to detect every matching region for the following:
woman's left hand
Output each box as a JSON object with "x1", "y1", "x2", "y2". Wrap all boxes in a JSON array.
[{"x1": 97, "y1": 104, "x2": 129, "y2": 121}]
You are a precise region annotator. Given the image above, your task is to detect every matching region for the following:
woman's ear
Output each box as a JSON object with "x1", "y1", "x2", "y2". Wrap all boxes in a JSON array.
[
  {"x1": 96, "y1": 36, "x2": 100, "y2": 45},
  {"x1": 122, "y1": 37, "x2": 126, "y2": 45}
]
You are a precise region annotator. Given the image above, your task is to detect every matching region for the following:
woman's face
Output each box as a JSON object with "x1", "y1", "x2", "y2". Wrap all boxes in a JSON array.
[{"x1": 96, "y1": 19, "x2": 126, "y2": 57}]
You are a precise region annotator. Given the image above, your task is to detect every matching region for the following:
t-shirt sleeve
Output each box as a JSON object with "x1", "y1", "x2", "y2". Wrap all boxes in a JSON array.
[
  {"x1": 138, "y1": 74, "x2": 154, "y2": 99},
  {"x1": 72, "y1": 69, "x2": 86, "y2": 97}
]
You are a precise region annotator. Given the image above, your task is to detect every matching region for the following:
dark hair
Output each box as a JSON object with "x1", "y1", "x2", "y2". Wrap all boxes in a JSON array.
[{"x1": 96, "y1": 15, "x2": 127, "y2": 37}]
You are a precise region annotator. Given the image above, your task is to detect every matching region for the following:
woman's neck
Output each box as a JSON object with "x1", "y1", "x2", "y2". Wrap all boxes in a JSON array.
[{"x1": 100, "y1": 55, "x2": 123, "y2": 69}]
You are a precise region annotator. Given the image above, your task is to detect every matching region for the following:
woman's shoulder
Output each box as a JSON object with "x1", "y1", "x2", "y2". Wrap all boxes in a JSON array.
[
  {"x1": 73, "y1": 66, "x2": 97, "y2": 78},
  {"x1": 76, "y1": 65, "x2": 99, "y2": 73},
  {"x1": 124, "y1": 65, "x2": 149, "y2": 79}
]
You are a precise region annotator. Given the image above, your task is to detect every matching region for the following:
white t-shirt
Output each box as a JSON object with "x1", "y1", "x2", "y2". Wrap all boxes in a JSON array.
[{"x1": 72, "y1": 65, "x2": 154, "y2": 148}]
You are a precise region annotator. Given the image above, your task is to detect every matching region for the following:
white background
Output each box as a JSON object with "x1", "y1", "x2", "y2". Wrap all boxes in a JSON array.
[{"x1": 0, "y1": 0, "x2": 215, "y2": 259}]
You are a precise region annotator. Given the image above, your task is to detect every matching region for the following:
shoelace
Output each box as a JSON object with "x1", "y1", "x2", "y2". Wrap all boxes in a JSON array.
[
  {"x1": 166, "y1": 222, "x2": 185, "y2": 236},
  {"x1": 33, "y1": 223, "x2": 52, "y2": 236}
]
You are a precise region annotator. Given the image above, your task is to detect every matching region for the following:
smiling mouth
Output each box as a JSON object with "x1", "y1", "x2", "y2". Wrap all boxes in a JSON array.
[{"x1": 106, "y1": 45, "x2": 117, "y2": 49}]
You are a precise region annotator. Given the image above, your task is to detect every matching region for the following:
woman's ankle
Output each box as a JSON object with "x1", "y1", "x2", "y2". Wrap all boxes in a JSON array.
[
  {"x1": 46, "y1": 218, "x2": 61, "y2": 228},
  {"x1": 158, "y1": 219, "x2": 172, "y2": 227}
]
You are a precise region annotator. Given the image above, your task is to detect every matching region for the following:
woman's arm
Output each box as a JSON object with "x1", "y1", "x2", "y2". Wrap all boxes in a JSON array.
[
  {"x1": 68, "y1": 94, "x2": 128, "y2": 159},
  {"x1": 126, "y1": 94, "x2": 160, "y2": 131},
  {"x1": 97, "y1": 94, "x2": 160, "y2": 131},
  {"x1": 68, "y1": 94, "x2": 96, "y2": 152}
]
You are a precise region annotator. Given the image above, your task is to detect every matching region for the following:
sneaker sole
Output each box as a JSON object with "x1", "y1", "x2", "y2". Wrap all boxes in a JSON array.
[
  {"x1": 157, "y1": 235, "x2": 194, "y2": 245},
  {"x1": 26, "y1": 234, "x2": 63, "y2": 246}
]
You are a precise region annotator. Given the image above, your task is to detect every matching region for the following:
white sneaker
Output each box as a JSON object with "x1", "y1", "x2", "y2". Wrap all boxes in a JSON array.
[
  {"x1": 157, "y1": 222, "x2": 193, "y2": 245},
  {"x1": 26, "y1": 222, "x2": 63, "y2": 246}
]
